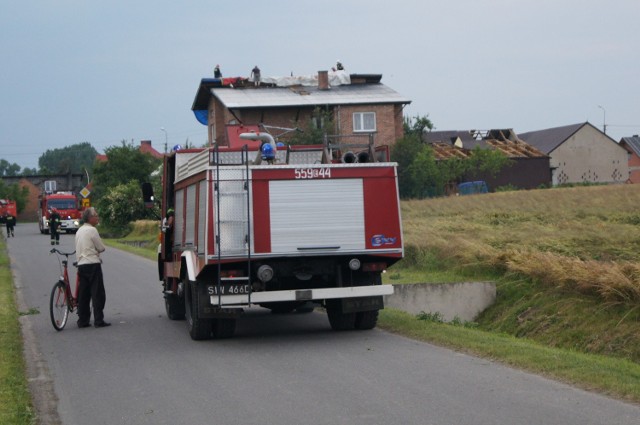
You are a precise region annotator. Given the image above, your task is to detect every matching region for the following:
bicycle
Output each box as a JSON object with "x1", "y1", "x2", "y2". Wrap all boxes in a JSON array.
[{"x1": 49, "y1": 248, "x2": 78, "y2": 331}]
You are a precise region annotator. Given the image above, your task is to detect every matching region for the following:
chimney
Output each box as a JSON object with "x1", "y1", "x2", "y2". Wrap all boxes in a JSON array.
[
  {"x1": 141, "y1": 140, "x2": 152, "y2": 147},
  {"x1": 318, "y1": 70, "x2": 329, "y2": 90}
]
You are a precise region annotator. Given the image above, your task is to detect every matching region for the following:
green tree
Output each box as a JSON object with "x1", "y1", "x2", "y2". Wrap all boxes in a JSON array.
[
  {"x1": 0, "y1": 180, "x2": 29, "y2": 213},
  {"x1": 97, "y1": 180, "x2": 156, "y2": 230},
  {"x1": 38, "y1": 142, "x2": 97, "y2": 175},
  {"x1": 391, "y1": 133, "x2": 437, "y2": 198},
  {"x1": 404, "y1": 114, "x2": 434, "y2": 136},
  {"x1": 92, "y1": 140, "x2": 162, "y2": 201},
  {"x1": 288, "y1": 107, "x2": 335, "y2": 145},
  {"x1": 0, "y1": 159, "x2": 22, "y2": 176},
  {"x1": 20, "y1": 167, "x2": 37, "y2": 175},
  {"x1": 392, "y1": 117, "x2": 512, "y2": 199},
  {"x1": 465, "y1": 146, "x2": 513, "y2": 178}
]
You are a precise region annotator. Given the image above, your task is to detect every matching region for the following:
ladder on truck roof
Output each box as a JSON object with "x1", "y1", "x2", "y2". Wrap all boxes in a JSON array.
[{"x1": 212, "y1": 145, "x2": 252, "y2": 305}]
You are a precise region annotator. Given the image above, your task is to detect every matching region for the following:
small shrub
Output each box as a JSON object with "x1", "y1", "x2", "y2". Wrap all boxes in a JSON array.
[
  {"x1": 494, "y1": 184, "x2": 519, "y2": 192},
  {"x1": 417, "y1": 311, "x2": 444, "y2": 323}
]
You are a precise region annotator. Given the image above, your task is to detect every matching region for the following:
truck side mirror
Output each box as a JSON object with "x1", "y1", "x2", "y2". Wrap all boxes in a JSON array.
[{"x1": 141, "y1": 182, "x2": 155, "y2": 208}]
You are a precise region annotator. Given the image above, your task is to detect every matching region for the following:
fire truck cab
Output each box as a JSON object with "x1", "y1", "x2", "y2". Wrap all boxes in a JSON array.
[{"x1": 38, "y1": 181, "x2": 82, "y2": 234}]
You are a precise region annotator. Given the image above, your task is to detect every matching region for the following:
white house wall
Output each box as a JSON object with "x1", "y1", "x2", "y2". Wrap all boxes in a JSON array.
[{"x1": 551, "y1": 126, "x2": 629, "y2": 185}]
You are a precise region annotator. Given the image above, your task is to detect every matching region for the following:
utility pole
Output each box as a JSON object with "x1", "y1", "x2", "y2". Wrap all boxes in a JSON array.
[
  {"x1": 160, "y1": 127, "x2": 168, "y2": 153},
  {"x1": 597, "y1": 105, "x2": 607, "y2": 134}
]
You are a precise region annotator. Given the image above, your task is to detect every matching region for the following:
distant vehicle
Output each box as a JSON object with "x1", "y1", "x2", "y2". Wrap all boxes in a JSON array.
[
  {"x1": 38, "y1": 181, "x2": 82, "y2": 234},
  {"x1": 0, "y1": 199, "x2": 17, "y2": 223},
  {"x1": 458, "y1": 181, "x2": 489, "y2": 195}
]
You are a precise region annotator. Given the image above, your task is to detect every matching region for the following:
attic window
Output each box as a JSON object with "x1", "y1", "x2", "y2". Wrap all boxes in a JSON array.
[{"x1": 353, "y1": 112, "x2": 376, "y2": 132}]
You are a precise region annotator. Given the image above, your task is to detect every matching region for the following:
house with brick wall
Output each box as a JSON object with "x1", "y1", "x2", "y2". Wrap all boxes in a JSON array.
[
  {"x1": 620, "y1": 135, "x2": 640, "y2": 184},
  {"x1": 191, "y1": 71, "x2": 411, "y2": 150}
]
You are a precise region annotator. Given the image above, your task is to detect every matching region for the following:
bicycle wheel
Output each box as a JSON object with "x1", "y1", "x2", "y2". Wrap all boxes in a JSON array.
[{"x1": 50, "y1": 281, "x2": 70, "y2": 331}]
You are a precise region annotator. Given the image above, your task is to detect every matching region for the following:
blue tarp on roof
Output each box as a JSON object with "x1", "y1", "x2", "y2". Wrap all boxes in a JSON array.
[{"x1": 193, "y1": 109, "x2": 208, "y2": 126}]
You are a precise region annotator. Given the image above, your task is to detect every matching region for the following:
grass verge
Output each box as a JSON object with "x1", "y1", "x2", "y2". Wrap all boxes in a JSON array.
[
  {"x1": 0, "y1": 237, "x2": 36, "y2": 425},
  {"x1": 378, "y1": 308, "x2": 640, "y2": 403}
]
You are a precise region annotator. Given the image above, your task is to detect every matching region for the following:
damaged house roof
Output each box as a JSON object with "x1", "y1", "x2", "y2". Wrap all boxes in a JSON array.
[
  {"x1": 423, "y1": 129, "x2": 547, "y2": 160},
  {"x1": 192, "y1": 73, "x2": 411, "y2": 111}
]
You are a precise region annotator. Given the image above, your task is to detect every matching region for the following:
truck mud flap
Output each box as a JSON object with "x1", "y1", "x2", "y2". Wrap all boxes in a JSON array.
[{"x1": 326, "y1": 296, "x2": 384, "y2": 314}]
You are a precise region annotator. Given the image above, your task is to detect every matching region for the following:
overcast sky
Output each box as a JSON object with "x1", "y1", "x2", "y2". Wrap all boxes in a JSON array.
[{"x1": 2, "y1": 0, "x2": 639, "y2": 170}]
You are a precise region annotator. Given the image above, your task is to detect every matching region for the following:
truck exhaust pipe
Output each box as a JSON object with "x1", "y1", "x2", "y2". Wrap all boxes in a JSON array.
[
  {"x1": 342, "y1": 151, "x2": 357, "y2": 163},
  {"x1": 356, "y1": 151, "x2": 370, "y2": 163}
]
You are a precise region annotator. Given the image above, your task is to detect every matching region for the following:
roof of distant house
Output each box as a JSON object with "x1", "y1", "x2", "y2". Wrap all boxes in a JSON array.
[
  {"x1": 517, "y1": 123, "x2": 586, "y2": 154},
  {"x1": 95, "y1": 140, "x2": 162, "y2": 162},
  {"x1": 139, "y1": 140, "x2": 163, "y2": 159},
  {"x1": 620, "y1": 135, "x2": 640, "y2": 156},
  {"x1": 423, "y1": 128, "x2": 547, "y2": 159}
]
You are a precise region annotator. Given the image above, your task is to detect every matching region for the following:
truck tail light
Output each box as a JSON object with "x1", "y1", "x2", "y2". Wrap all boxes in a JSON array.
[
  {"x1": 362, "y1": 262, "x2": 387, "y2": 272},
  {"x1": 220, "y1": 269, "x2": 245, "y2": 278}
]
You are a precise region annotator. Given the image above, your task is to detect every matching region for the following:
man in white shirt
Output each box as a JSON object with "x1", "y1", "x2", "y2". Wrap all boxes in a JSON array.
[{"x1": 75, "y1": 207, "x2": 109, "y2": 328}]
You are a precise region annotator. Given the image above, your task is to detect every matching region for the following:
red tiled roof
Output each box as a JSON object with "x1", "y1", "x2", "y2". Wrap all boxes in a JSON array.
[{"x1": 95, "y1": 141, "x2": 163, "y2": 162}]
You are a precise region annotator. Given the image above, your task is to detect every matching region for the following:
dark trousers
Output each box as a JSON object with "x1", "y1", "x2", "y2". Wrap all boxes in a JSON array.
[
  {"x1": 50, "y1": 229, "x2": 60, "y2": 245},
  {"x1": 77, "y1": 263, "x2": 106, "y2": 325}
]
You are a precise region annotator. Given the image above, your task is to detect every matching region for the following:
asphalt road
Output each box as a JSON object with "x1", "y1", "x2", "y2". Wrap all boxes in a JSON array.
[{"x1": 6, "y1": 223, "x2": 640, "y2": 425}]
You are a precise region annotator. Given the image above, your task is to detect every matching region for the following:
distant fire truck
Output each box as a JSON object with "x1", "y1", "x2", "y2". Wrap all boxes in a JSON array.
[
  {"x1": 144, "y1": 130, "x2": 403, "y2": 340},
  {"x1": 38, "y1": 181, "x2": 82, "y2": 234},
  {"x1": 0, "y1": 199, "x2": 17, "y2": 224}
]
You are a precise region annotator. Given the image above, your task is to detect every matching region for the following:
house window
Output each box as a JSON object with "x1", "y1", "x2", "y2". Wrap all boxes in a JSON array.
[{"x1": 353, "y1": 112, "x2": 376, "y2": 132}]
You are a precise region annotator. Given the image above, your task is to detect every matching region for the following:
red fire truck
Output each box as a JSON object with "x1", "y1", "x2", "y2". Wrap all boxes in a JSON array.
[
  {"x1": 0, "y1": 199, "x2": 17, "y2": 223},
  {"x1": 146, "y1": 131, "x2": 403, "y2": 340},
  {"x1": 38, "y1": 182, "x2": 82, "y2": 234}
]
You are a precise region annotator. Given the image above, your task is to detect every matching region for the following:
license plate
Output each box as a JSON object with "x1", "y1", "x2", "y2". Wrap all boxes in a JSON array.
[{"x1": 207, "y1": 284, "x2": 250, "y2": 296}]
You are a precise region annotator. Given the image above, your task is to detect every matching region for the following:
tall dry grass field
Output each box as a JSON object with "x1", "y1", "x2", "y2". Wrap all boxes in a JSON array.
[{"x1": 401, "y1": 184, "x2": 640, "y2": 306}]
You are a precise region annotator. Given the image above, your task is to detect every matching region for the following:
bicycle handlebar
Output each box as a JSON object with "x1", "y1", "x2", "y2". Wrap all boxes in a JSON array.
[{"x1": 49, "y1": 248, "x2": 76, "y2": 257}]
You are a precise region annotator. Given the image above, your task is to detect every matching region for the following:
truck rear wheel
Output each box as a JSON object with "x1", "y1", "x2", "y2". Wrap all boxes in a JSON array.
[
  {"x1": 185, "y1": 281, "x2": 212, "y2": 340},
  {"x1": 212, "y1": 318, "x2": 236, "y2": 339},
  {"x1": 164, "y1": 278, "x2": 185, "y2": 320},
  {"x1": 355, "y1": 310, "x2": 379, "y2": 330},
  {"x1": 327, "y1": 309, "x2": 356, "y2": 331},
  {"x1": 165, "y1": 294, "x2": 185, "y2": 320}
]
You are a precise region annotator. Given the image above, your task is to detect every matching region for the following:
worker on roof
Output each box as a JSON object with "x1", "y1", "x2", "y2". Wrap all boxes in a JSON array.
[
  {"x1": 214, "y1": 64, "x2": 222, "y2": 79},
  {"x1": 251, "y1": 65, "x2": 261, "y2": 87}
]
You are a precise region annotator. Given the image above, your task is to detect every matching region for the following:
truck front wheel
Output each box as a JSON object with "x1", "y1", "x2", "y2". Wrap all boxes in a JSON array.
[{"x1": 184, "y1": 280, "x2": 212, "y2": 340}]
